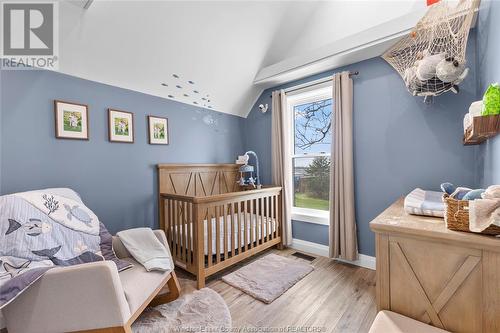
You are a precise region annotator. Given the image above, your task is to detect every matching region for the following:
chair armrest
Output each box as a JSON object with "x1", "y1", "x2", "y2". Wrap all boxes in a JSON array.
[{"x1": 3, "y1": 261, "x2": 131, "y2": 333}]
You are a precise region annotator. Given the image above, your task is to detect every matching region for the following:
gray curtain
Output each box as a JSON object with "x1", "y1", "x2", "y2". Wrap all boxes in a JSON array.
[
  {"x1": 271, "y1": 90, "x2": 293, "y2": 246},
  {"x1": 329, "y1": 72, "x2": 358, "y2": 261}
]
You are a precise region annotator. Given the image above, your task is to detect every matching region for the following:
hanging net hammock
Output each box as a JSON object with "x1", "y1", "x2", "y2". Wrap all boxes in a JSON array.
[{"x1": 382, "y1": 0, "x2": 479, "y2": 101}]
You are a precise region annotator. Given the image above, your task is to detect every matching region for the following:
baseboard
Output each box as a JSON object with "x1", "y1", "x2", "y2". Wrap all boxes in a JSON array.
[{"x1": 290, "y1": 238, "x2": 376, "y2": 270}]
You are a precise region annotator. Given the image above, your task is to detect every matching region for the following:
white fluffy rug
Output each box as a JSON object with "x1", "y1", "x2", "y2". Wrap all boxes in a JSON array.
[
  {"x1": 132, "y1": 288, "x2": 231, "y2": 333},
  {"x1": 222, "y1": 253, "x2": 314, "y2": 303}
]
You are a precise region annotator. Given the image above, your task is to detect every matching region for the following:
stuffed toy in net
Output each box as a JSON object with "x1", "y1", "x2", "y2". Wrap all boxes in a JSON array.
[{"x1": 382, "y1": 0, "x2": 479, "y2": 103}]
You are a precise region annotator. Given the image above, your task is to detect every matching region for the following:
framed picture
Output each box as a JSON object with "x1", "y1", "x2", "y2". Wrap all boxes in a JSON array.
[
  {"x1": 148, "y1": 116, "x2": 169, "y2": 145},
  {"x1": 54, "y1": 100, "x2": 89, "y2": 140},
  {"x1": 108, "y1": 109, "x2": 134, "y2": 143}
]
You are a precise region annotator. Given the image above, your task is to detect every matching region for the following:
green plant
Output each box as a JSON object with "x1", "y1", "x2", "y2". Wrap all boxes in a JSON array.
[{"x1": 304, "y1": 156, "x2": 330, "y2": 200}]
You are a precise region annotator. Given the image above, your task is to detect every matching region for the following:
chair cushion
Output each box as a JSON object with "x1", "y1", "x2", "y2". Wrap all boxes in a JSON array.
[
  {"x1": 369, "y1": 311, "x2": 450, "y2": 333},
  {"x1": 118, "y1": 257, "x2": 171, "y2": 314}
]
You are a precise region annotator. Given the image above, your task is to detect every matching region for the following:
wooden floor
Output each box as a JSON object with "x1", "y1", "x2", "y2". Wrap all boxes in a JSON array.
[{"x1": 176, "y1": 248, "x2": 377, "y2": 333}]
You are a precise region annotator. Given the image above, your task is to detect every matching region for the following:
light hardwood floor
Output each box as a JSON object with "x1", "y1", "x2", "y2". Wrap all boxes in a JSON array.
[{"x1": 176, "y1": 248, "x2": 377, "y2": 333}]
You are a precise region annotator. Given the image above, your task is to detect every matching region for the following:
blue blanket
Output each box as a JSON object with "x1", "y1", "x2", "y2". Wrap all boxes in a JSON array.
[{"x1": 0, "y1": 188, "x2": 131, "y2": 309}]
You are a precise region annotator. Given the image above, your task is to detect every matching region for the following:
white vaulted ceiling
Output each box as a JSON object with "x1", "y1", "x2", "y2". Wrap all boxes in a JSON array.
[{"x1": 57, "y1": 0, "x2": 427, "y2": 117}]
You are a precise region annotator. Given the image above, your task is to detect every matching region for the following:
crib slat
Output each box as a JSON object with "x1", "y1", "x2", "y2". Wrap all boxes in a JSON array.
[
  {"x1": 273, "y1": 195, "x2": 277, "y2": 239},
  {"x1": 230, "y1": 202, "x2": 236, "y2": 255},
  {"x1": 243, "y1": 200, "x2": 248, "y2": 252},
  {"x1": 249, "y1": 199, "x2": 254, "y2": 249},
  {"x1": 187, "y1": 202, "x2": 192, "y2": 266},
  {"x1": 207, "y1": 208, "x2": 213, "y2": 267},
  {"x1": 165, "y1": 199, "x2": 170, "y2": 251},
  {"x1": 269, "y1": 195, "x2": 273, "y2": 241},
  {"x1": 184, "y1": 201, "x2": 189, "y2": 262},
  {"x1": 180, "y1": 201, "x2": 185, "y2": 262},
  {"x1": 173, "y1": 200, "x2": 178, "y2": 260},
  {"x1": 223, "y1": 204, "x2": 228, "y2": 260},
  {"x1": 256, "y1": 198, "x2": 261, "y2": 245},
  {"x1": 264, "y1": 196, "x2": 268, "y2": 242},
  {"x1": 216, "y1": 205, "x2": 221, "y2": 264}
]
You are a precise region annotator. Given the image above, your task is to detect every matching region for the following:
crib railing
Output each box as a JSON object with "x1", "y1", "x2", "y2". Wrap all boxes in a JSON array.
[{"x1": 159, "y1": 186, "x2": 282, "y2": 288}]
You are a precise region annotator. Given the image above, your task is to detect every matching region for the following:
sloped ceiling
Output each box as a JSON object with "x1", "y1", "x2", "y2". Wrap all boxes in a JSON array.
[{"x1": 58, "y1": 0, "x2": 425, "y2": 117}]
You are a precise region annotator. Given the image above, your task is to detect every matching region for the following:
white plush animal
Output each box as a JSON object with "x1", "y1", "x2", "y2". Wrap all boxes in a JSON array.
[
  {"x1": 436, "y1": 57, "x2": 466, "y2": 83},
  {"x1": 416, "y1": 51, "x2": 445, "y2": 81}
]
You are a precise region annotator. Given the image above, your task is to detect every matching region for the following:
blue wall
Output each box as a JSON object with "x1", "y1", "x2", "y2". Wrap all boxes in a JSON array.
[
  {"x1": 476, "y1": 0, "x2": 500, "y2": 187},
  {"x1": 245, "y1": 37, "x2": 478, "y2": 257},
  {"x1": 0, "y1": 69, "x2": 245, "y2": 234},
  {"x1": 292, "y1": 220, "x2": 329, "y2": 246}
]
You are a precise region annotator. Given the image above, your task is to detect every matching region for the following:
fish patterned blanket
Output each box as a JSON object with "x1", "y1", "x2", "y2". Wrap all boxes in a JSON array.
[{"x1": 0, "y1": 188, "x2": 131, "y2": 309}]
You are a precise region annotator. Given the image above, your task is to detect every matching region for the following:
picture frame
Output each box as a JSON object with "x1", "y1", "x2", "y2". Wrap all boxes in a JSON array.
[
  {"x1": 108, "y1": 109, "x2": 134, "y2": 143},
  {"x1": 54, "y1": 100, "x2": 89, "y2": 140},
  {"x1": 148, "y1": 115, "x2": 169, "y2": 145}
]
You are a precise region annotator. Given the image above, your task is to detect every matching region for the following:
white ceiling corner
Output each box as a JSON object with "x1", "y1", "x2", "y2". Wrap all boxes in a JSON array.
[{"x1": 56, "y1": 0, "x2": 429, "y2": 118}]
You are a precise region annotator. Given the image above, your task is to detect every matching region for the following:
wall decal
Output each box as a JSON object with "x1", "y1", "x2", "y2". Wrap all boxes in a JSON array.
[
  {"x1": 54, "y1": 100, "x2": 89, "y2": 140},
  {"x1": 108, "y1": 108, "x2": 134, "y2": 143}
]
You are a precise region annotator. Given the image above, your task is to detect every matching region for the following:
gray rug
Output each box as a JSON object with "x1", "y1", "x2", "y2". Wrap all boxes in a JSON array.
[
  {"x1": 132, "y1": 288, "x2": 231, "y2": 333},
  {"x1": 222, "y1": 253, "x2": 314, "y2": 303}
]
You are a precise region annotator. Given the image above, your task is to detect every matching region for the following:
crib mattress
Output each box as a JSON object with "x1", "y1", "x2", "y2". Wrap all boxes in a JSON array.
[{"x1": 170, "y1": 214, "x2": 277, "y2": 256}]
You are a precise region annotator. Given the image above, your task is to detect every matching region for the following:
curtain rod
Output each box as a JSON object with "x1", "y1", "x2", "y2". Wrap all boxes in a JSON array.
[{"x1": 270, "y1": 71, "x2": 359, "y2": 97}]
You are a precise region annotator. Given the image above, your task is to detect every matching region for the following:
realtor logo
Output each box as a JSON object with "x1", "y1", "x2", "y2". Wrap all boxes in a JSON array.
[{"x1": 1, "y1": 2, "x2": 58, "y2": 69}]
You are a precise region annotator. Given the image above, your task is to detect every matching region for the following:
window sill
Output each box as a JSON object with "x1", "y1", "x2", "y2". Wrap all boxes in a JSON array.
[{"x1": 291, "y1": 208, "x2": 329, "y2": 226}]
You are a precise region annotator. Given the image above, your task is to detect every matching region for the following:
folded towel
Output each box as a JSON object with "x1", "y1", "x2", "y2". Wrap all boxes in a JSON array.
[
  {"x1": 404, "y1": 188, "x2": 445, "y2": 217},
  {"x1": 463, "y1": 113, "x2": 472, "y2": 133},
  {"x1": 469, "y1": 185, "x2": 500, "y2": 232},
  {"x1": 482, "y1": 185, "x2": 500, "y2": 199},
  {"x1": 469, "y1": 100, "x2": 483, "y2": 117},
  {"x1": 117, "y1": 228, "x2": 173, "y2": 272}
]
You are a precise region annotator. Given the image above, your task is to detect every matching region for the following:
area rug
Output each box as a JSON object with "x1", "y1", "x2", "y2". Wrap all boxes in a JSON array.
[
  {"x1": 222, "y1": 253, "x2": 314, "y2": 303},
  {"x1": 132, "y1": 288, "x2": 231, "y2": 333}
]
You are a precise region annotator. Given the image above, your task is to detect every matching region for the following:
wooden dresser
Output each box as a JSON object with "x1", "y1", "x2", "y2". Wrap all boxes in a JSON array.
[{"x1": 370, "y1": 199, "x2": 500, "y2": 333}]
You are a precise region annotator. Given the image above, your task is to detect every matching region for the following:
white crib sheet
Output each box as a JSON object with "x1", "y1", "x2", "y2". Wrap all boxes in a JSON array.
[{"x1": 170, "y1": 214, "x2": 277, "y2": 256}]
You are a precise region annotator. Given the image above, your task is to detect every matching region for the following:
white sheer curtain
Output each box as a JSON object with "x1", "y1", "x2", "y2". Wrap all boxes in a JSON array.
[
  {"x1": 329, "y1": 72, "x2": 358, "y2": 261},
  {"x1": 271, "y1": 90, "x2": 293, "y2": 246}
]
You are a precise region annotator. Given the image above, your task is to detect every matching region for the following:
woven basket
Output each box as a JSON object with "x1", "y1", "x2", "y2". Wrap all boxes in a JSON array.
[{"x1": 443, "y1": 193, "x2": 500, "y2": 235}]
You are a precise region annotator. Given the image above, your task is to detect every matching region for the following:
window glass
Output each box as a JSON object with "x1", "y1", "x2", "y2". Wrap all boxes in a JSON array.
[
  {"x1": 293, "y1": 156, "x2": 331, "y2": 211},
  {"x1": 292, "y1": 96, "x2": 332, "y2": 212},
  {"x1": 294, "y1": 98, "x2": 332, "y2": 155}
]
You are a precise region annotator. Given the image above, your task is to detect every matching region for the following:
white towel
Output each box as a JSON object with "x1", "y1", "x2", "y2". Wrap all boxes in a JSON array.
[
  {"x1": 469, "y1": 185, "x2": 500, "y2": 232},
  {"x1": 117, "y1": 228, "x2": 173, "y2": 272},
  {"x1": 469, "y1": 100, "x2": 483, "y2": 117},
  {"x1": 463, "y1": 113, "x2": 472, "y2": 133},
  {"x1": 404, "y1": 188, "x2": 445, "y2": 217}
]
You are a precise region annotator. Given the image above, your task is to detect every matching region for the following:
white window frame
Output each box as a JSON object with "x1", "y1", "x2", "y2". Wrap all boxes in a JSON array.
[{"x1": 287, "y1": 83, "x2": 332, "y2": 226}]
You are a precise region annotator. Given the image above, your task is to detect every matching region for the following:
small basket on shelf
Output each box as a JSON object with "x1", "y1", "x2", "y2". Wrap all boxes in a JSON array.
[{"x1": 443, "y1": 193, "x2": 500, "y2": 235}]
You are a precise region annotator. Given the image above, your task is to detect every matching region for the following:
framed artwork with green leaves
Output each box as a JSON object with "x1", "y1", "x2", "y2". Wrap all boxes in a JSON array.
[
  {"x1": 148, "y1": 115, "x2": 169, "y2": 145},
  {"x1": 54, "y1": 100, "x2": 89, "y2": 140},
  {"x1": 108, "y1": 109, "x2": 134, "y2": 143}
]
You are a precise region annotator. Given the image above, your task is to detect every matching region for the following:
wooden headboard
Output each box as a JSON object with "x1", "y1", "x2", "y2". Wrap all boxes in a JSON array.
[{"x1": 157, "y1": 164, "x2": 241, "y2": 197}]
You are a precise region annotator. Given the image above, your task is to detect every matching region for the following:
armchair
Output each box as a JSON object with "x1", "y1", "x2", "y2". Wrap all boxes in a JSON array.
[{"x1": 3, "y1": 230, "x2": 180, "y2": 333}]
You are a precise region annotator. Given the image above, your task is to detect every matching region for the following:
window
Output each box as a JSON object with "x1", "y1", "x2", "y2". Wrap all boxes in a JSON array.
[{"x1": 288, "y1": 85, "x2": 332, "y2": 225}]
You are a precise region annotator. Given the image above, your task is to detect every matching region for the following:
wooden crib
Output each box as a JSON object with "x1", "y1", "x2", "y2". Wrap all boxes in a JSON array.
[{"x1": 158, "y1": 164, "x2": 283, "y2": 288}]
